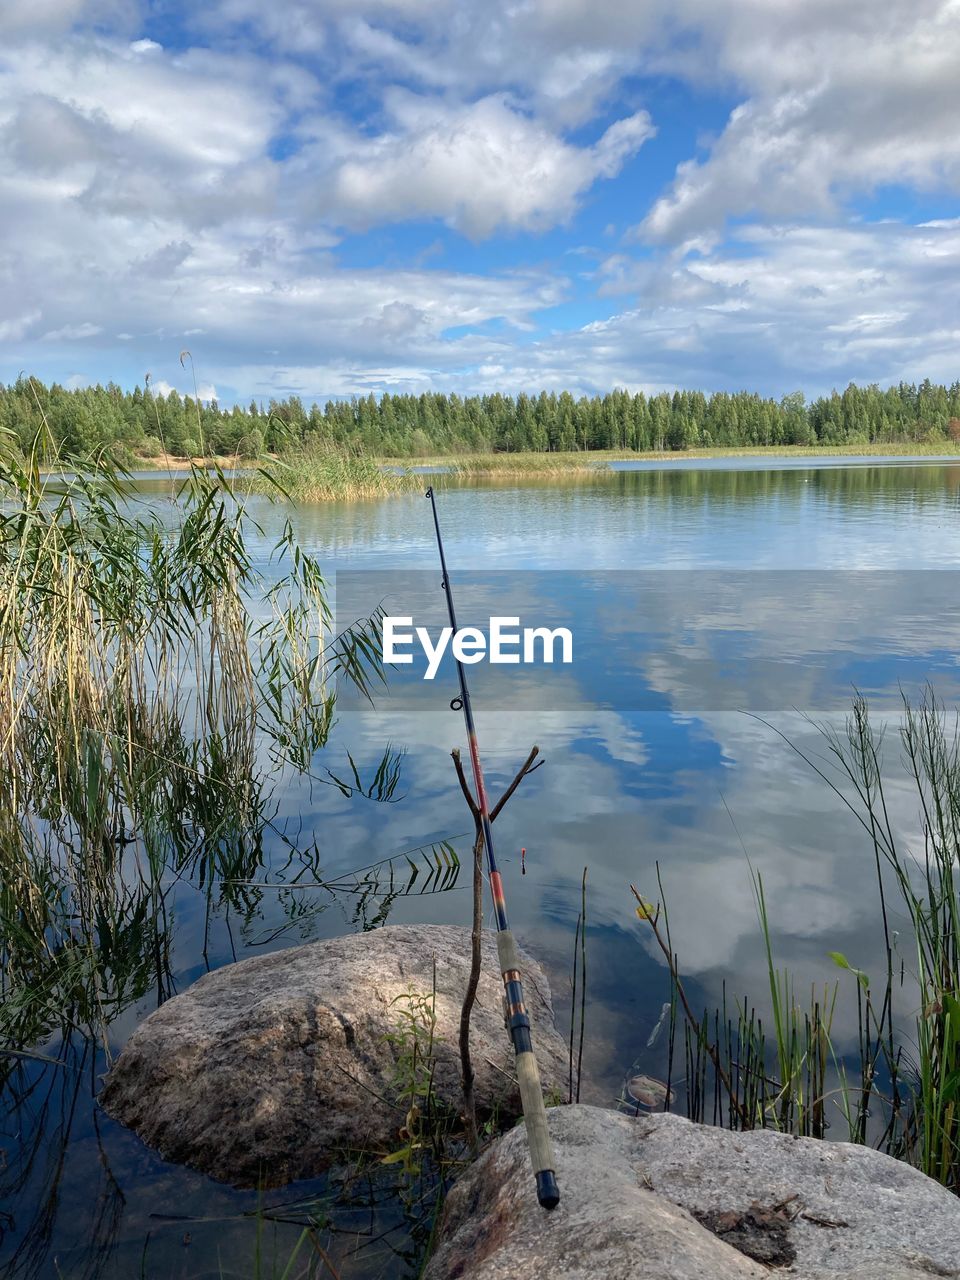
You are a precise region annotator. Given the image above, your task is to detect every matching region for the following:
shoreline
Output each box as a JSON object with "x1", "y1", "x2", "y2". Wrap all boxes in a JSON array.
[
  {"x1": 26, "y1": 442, "x2": 960, "y2": 489},
  {"x1": 393, "y1": 441, "x2": 960, "y2": 475},
  {"x1": 134, "y1": 441, "x2": 960, "y2": 470}
]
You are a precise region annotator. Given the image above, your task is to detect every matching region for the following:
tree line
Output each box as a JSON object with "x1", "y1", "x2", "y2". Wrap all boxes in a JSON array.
[{"x1": 2, "y1": 376, "x2": 960, "y2": 461}]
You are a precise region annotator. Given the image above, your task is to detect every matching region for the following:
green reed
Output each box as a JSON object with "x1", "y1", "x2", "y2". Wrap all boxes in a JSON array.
[
  {"x1": 248, "y1": 441, "x2": 413, "y2": 502},
  {"x1": 636, "y1": 690, "x2": 960, "y2": 1193},
  {"x1": 814, "y1": 692, "x2": 960, "y2": 1188},
  {"x1": 0, "y1": 416, "x2": 471, "y2": 1280},
  {"x1": 438, "y1": 452, "x2": 611, "y2": 477},
  {"x1": 636, "y1": 871, "x2": 855, "y2": 1141},
  {"x1": 0, "y1": 422, "x2": 385, "y2": 1053}
]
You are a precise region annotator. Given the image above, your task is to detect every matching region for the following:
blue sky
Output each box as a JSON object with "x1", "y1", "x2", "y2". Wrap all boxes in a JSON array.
[{"x1": 1, "y1": 0, "x2": 958, "y2": 406}]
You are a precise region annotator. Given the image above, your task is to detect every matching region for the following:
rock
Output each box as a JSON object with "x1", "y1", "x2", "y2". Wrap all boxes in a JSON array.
[
  {"x1": 425, "y1": 1106, "x2": 960, "y2": 1280},
  {"x1": 100, "y1": 925, "x2": 568, "y2": 1188}
]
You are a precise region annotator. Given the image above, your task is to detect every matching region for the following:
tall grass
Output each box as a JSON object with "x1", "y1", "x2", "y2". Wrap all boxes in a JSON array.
[
  {"x1": 635, "y1": 690, "x2": 960, "y2": 1193},
  {"x1": 0, "y1": 423, "x2": 387, "y2": 1053},
  {"x1": 249, "y1": 443, "x2": 414, "y2": 502},
  {"x1": 816, "y1": 693, "x2": 960, "y2": 1187},
  {"x1": 394, "y1": 441, "x2": 960, "y2": 469},
  {"x1": 425, "y1": 452, "x2": 611, "y2": 476}
]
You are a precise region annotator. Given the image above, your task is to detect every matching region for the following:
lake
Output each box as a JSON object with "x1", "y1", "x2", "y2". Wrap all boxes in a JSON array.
[{"x1": 4, "y1": 457, "x2": 960, "y2": 1277}]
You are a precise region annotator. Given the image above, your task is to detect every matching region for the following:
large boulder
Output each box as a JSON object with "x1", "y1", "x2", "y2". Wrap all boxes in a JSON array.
[
  {"x1": 425, "y1": 1105, "x2": 960, "y2": 1280},
  {"x1": 100, "y1": 925, "x2": 568, "y2": 1187}
]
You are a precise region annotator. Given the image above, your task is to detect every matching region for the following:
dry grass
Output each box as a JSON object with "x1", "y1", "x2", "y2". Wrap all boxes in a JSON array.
[
  {"x1": 399, "y1": 442, "x2": 960, "y2": 471},
  {"x1": 248, "y1": 444, "x2": 415, "y2": 501},
  {"x1": 414, "y1": 452, "x2": 612, "y2": 475}
]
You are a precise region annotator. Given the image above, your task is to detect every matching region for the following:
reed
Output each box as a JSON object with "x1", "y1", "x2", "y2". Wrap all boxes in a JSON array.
[
  {"x1": 248, "y1": 443, "x2": 414, "y2": 502},
  {"x1": 635, "y1": 874, "x2": 846, "y2": 1139},
  {"x1": 0, "y1": 424, "x2": 386, "y2": 1052},
  {"x1": 635, "y1": 690, "x2": 960, "y2": 1193},
  {"x1": 393, "y1": 441, "x2": 960, "y2": 471},
  {"x1": 812, "y1": 692, "x2": 960, "y2": 1188},
  {"x1": 431, "y1": 452, "x2": 611, "y2": 476}
]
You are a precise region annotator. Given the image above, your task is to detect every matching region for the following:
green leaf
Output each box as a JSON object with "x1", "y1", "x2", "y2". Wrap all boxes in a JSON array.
[
  {"x1": 940, "y1": 1068, "x2": 960, "y2": 1106},
  {"x1": 828, "y1": 951, "x2": 870, "y2": 990},
  {"x1": 379, "y1": 1149, "x2": 408, "y2": 1165}
]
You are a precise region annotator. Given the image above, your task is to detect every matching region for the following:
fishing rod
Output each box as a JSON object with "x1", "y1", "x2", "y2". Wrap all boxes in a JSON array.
[{"x1": 424, "y1": 485, "x2": 560, "y2": 1211}]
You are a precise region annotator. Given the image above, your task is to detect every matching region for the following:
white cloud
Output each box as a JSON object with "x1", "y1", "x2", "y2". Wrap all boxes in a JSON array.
[
  {"x1": 4, "y1": 41, "x2": 283, "y2": 170},
  {"x1": 0, "y1": 123, "x2": 572, "y2": 396},
  {"x1": 0, "y1": 40, "x2": 290, "y2": 255},
  {"x1": 0, "y1": 0, "x2": 135, "y2": 38},
  {"x1": 0, "y1": 310, "x2": 42, "y2": 341},
  {"x1": 181, "y1": 0, "x2": 960, "y2": 244},
  {"x1": 0, "y1": 0, "x2": 957, "y2": 397},
  {"x1": 42, "y1": 321, "x2": 103, "y2": 340},
  {"x1": 639, "y1": 0, "x2": 960, "y2": 240},
  {"x1": 236, "y1": 218, "x2": 952, "y2": 402},
  {"x1": 150, "y1": 378, "x2": 218, "y2": 401},
  {"x1": 0, "y1": 24, "x2": 654, "y2": 255},
  {"x1": 196, "y1": 0, "x2": 960, "y2": 242},
  {"x1": 318, "y1": 94, "x2": 653, "y2": 237},
  {"x1": 501, "y1": 219, "x2": 960, "y2": 395}
]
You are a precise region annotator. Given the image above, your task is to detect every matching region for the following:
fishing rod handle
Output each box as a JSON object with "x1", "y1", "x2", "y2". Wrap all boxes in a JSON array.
[{"x1": 496, "y1": 930, "x2": 560, "y2": 1210}]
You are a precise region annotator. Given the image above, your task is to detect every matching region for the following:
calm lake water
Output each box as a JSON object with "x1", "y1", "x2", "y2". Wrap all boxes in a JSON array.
[{"x1": 4, "y1": 458, "x2": 960, "y2": 1277}]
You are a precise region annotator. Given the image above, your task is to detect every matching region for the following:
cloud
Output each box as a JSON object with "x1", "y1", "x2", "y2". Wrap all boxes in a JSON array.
[
  {"x1": 7, "y1": 95, "x2": 105, "y2": 172},
  {"x1": 201, "y1": 0, "x2": 440, "y2": 56},
  {"x1": 0, "y1": 0, "x2": 957, "y2": 398},
  {"x1": 42, "y1": 321, "x2": 103, "y2": 340},
  {"x1": 0, "y1": 128, "x2": 572, "y2": 396},
  {"x1": 0, "y1": 0, "x2": 135, "y2": 38},
  {"x1": 181, "y1": 0, "x2": 960, "y2": 245},
  {"x1": 149, "y1": 378, "x2": 218, "y2": 401},
  {"x1": 0, "y1": 39, "x2": 289, "y2": 249},
  {"x1": 639, "y1": 0, "x2": 960, "y2": 240},
  {"x1": 0, "y1": 310, "x2": 41, "y2": 342},
  {"x1": 260, "y1": 218, "x2": 954, "y2": 401},
  {"x1": 218, "y1": 0, "x2": 953, "y2": 240},
  {"x1": 531, "y1": 219, "x2": 960, "y2": 394},
  {"x1": 0, "y1": 24, "x2": 653, "y2": 253},
  {"x1": 319, "y1": 94, "x2": 653, "y2": 237}
]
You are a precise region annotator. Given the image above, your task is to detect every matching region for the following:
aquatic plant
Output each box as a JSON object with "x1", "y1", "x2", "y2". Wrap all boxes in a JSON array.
[
  {"x1": 633, "y1": 690, "x2": 960, "y2": 1193},
  {"x1": 805, "y1": 692, "x2": 960, "y2": 1188},
  {"x1": 247, "y1": 442, "x2": 414, "y2": 502},
  {"x1": 438, "y1": 452, "x2": 611, "y2": 476},
  {"x1": 0, "y1": 422, "x2": 386, "y2": 1054},
  {"x1": 568, "y1": 866, "x2": 588, "y2": 1105}
]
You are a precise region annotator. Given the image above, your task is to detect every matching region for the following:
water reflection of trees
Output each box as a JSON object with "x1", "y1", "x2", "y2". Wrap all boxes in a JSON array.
[{"x1": 617, "y1": 462, "x2": 960, "y2": 505}]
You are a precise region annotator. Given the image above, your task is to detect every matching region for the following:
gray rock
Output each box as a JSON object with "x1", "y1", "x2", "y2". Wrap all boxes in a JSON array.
[
  {"x1": 425, "y1": 1106, "x2": 960, "y2": 1280},
  {"x1": 100, "y1": 925, "x2": 568, "y2": 1187}
]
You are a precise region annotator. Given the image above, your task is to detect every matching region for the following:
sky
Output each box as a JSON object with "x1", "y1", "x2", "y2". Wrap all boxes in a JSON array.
[{"x1": 1, "y1": 0, "x2": 959, "y2": 407}]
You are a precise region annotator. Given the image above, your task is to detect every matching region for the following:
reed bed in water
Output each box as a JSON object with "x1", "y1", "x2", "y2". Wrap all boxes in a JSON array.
[
  {"x1": 635, "y1": 691, "x2": 960, "y2": 1194},
  {"x1": 0, "y1": 426, "x2": 387, "y2": 1053},
  {"x1": 247, "y1": 443, "x2": 415, "y2": 501},
  {"x1": 392, "y1": 441, "x2": 960, "y2": 471},
  {"x1": 422, "y1": 451, "x2": 612, "y2": 476}
]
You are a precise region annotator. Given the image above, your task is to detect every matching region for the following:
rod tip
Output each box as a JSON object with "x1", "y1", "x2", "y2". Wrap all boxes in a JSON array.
[{"x1": 536, "y1": 1170, "x2": 560, "y2": 1210}]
